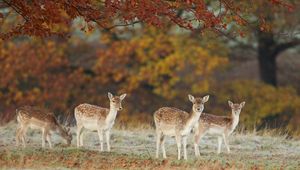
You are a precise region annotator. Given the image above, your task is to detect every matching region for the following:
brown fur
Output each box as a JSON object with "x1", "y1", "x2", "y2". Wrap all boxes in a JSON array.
[
  {"x1": 199, "y1": 113, "x2": 232, "y2": 127},
  {"x1": 16, "y1": 106, "x2": 72, "y2": 148},
  {"x1": 154, "y1": 107, "x2": 189, "y2": 125},
  {"x1": 193, "y1": 101, "x2": 245, "y2": 156},
  {"x1": 154, "y1": 95, "x2": 209, "y2": 160},
  {"x1": 74, "y1": 92, "x2": 126, "y2": 152},
  {"x1": 17, "y1": 106, "x2": 56, "y2": 126},
  {"x1": 75, "y1": 104, "x2": 109, "y2": 119}
]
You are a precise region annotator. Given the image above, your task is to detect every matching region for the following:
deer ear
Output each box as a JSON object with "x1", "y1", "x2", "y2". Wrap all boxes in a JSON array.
[
  {"x1": 228, "y1": 101, "x2": 233, "y2": 107},
  {"x1": 120, "y1": 93, "x2": 127, "y2": 100},
  {"x1": 188, "y1": 94, "x2": 195, "y2": 102},
  {"x1": 202, "y1": 95, "x2": 209, "y2": 103},
  {"x1": 108, "y1": 92, "x2": 113, "y2": 100},
  {"x1": 240, "y1": 101, "x2": 246, "y2": 108}
]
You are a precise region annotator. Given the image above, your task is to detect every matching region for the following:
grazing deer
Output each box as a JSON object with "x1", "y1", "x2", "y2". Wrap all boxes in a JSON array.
[
  {"x1": 154, "y1": 94, "x2": 209, "y2": 160},
  {"x1": 74, "y1": 92, "x2": 126, "y2": 151},
  {"x1": 16, "y1": 106, "x2": 72, "y2": 148},
  {"x1": 193, "y1": 101, "x2": 245, "y2": 157}
]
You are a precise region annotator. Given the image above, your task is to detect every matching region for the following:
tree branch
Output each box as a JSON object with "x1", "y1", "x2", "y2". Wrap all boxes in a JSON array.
[
  {"x1": 0, "y1": 2, "x2": 9, "y2": 9},
  {"x1": 2, "y1": 0, "x2": 29, "y2": 22},
  {"x1": 274, "y1": 39, "x2": 300, "y2": 55},
  {"x1": 105, "y1": 21, "x2": 141, "y2": 30},
  {"x1": 213, "y1": 27, "x2": 255, "y2": 50}
]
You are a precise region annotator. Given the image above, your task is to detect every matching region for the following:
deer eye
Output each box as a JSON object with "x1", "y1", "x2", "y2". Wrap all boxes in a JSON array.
[{"x1": 112, "y1": 100, "x2": 116, "y2": 103}]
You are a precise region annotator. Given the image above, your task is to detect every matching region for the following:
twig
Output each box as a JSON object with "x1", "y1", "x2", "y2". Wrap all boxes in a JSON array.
[
  {"x1": 105, "y1": 21, "x2": 141, "y2": 30},
  {"x1": 2, "y1": 0, "x2": 29, "y2": 22}
]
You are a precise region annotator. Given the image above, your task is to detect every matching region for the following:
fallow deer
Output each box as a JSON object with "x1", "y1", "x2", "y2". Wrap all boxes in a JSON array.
[
  {"x1": 154, "y1": 94, "x2": 209, "y2": 160},
  {"x1": 74, "y1": 92, "x2": 126, "y2": 152},
  {"x1": 193, "y1": 101, "x2": 245, "y2": 157},
  {"x1": 16, "y1": 106, "x2": 72, "y2": 148}
]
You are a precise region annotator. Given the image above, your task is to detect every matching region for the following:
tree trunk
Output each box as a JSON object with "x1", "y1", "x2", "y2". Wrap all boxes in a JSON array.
[{"x1": 257, "y1": 31, "x2": 277, "y2": 86}]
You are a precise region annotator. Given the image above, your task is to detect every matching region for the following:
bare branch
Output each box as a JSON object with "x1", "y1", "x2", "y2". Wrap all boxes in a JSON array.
[
  {"x1": 213, "y1": 27, "x2": 255, "y2": 50},
  {"x1": 0, "y1": 2, "x2": 9, "y2": 9},
  {"x1": 2, "y1": 0, "x2": 28, "y2": 22},
  {"x1": 105, "y1": 21, "x2": 141, "y2": 30},
  {"x1": 274, "y1": 39, "x2": 300, "y2": 55}
]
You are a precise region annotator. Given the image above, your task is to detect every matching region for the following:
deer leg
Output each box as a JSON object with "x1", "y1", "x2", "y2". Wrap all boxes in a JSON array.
[
  {"x1": 76, "y1": 124, "x2": 83, "y2": 147},
  {"x1": 194, "y1": 133, "x2": 201, "y2": 158},
  {"x1": 79, "y1": 130, "x2": 84, "y2": 146},
  {"x1": 155, "y1": 131, "x2": 162, "y2": 158},
  {"x1": 175, "y1": 135, "x2": 182, "y2": 160},
  {"x1": 161, "y1": 134, "x2": 167, "y2": 159},
  {"x1": 194, "y1": 143, "x2": 200, "y2": 157},
  {"x1": 105, "y1": 130, "x2": 111, "y2": 152},
  {"x1": 42, "y1": 128, "x2": 47, "y2": 148},
  {"x1": 20, "y1": 124, "x2": 28, "y2": 148},
  {"x1": 194, "y1": 128, "x2": 207, "y2": 158},
  {"x1": 46, "y1": 132, "x2": 52, "y2": 149},
  {"x1": 223, "y1": 133, "x2": 230, "y2": 153},
  {"x1": 183, "y1": 136, "x2": 188, "y2": 160},
  {"x1": 217, "y1": 136, "x2": 223, "y2": 154},
  {"x1": 16, "y1": 125, "x2": 22, "y2": 146},
  {"x1": 97, "y1": 129, "x2": 104, "y2": 151},
  {"x1": 21, "y1": 130, "x2": 27, "y2": 148}
]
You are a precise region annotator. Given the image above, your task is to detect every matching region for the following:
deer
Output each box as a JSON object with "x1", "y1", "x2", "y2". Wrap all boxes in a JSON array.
[
  {"x1": 193, "y1": 101, "x2": 245, "y2": 157},
  {"x1": 74, "y1": 92, "x2": 126, "y2": 152},
  {"x1": 153, "y1": 94, "x2": 209, "y2": 160},
  {"x1": 15, "y1": 106, "x2": 72, "y2": 148}
]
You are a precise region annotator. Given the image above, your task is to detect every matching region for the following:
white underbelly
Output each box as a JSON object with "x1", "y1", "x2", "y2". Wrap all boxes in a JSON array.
[
  {"x1": 207, "y1": 127, "x2": 225, "y2": 135},
  {"x1": 163, "y1": 129, "x2": 176, "y2": 136},
  {"x1": 158, "y1": 124, "x2": 176, "y2": 136},
  {"x1": 29, "y1": 123, "x2": 44, "y2": 130},
  {"x1": 27, "y1": 118, "x2": 48, "y2": 130},
  {"x1": 79, "y1": 119, "x2": 106, "y2": 131}
]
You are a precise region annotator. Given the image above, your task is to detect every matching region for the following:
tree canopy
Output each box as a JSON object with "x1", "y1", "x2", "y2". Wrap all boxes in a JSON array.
[
  {"x1": 0, "y1": 0, "x2": 300, "y2": 134},
  {"x1": 0, "y1": 0, "x2": 294, "y2": 39}
]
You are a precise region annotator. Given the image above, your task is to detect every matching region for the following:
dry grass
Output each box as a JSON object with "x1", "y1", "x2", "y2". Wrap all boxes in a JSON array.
[{"x1": 1, "y1": 122, "x2": 300, "y2": 169}]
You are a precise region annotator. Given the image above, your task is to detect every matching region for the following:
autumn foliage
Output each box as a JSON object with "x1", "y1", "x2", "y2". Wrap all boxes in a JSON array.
[
  {"x1": 0, "y1": 1, "x2": 299, "y2": 135},
  {"x1": 96, "y1": 28, "x2": 227, "y2": 98},
  {"x1": 0, "y1": 40, "x2": 84, "y2": 121},
  {"x1": 0, "y1": 0, "x2": 295, "y2": 39},
  {"x1": 0, "y1": 25, "x2": 300, "y2": 134}
]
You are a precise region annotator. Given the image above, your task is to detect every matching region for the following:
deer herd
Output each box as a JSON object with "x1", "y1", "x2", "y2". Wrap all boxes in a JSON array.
[{"x1": 15, "y1": 92, "x2": 245, "y2": 160}]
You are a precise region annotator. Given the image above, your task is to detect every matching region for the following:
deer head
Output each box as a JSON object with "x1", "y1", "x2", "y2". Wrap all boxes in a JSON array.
[
  {"x1": 59, "y1": 126, "x2": 72, "y2": 146},
  {"x1": 108, "y1": 92, "x2": 127, "y2": 111},
  {"x1": 228, "y1": 101, "x2": 245, "y2": 116},
  {"x1": 188, "y1": 94, "x2": 210, "y2": 113}
]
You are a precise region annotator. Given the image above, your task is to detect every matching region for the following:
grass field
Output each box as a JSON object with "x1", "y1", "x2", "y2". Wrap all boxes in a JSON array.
[{"x1": 1, "y1": 122, "x2": 300, "y2": 170}]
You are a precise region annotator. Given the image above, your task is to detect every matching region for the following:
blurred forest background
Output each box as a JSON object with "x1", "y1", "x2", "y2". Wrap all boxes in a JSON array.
[{"x1": 0, "y1": 1, "x2": 300, "y2": 135}]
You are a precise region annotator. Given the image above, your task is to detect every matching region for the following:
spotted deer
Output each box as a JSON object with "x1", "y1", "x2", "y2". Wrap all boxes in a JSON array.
[
  {"x1": 16, "y1": 106, "x2": 72, "y2": 148},
  {"x1": 74, "y1": 92, "x2": 126, "y2": 151},
  {"x1": 193, "y1": 101, "x2": 245, "y2": 157},
  {"x1": 154, "y1": 94, "x2": 209, "y2": 160}
]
